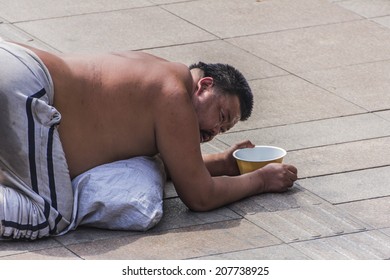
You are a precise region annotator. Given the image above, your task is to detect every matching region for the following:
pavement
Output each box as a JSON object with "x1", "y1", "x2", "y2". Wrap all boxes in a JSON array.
[{"x1": 1, "y1": 0, "x2": 390, "y2": 260}]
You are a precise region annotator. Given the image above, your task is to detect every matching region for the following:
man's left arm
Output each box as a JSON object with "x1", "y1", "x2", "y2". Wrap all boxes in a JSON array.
[{"x1": 203, "y1": 140, "x2": 254, "y2": 176}]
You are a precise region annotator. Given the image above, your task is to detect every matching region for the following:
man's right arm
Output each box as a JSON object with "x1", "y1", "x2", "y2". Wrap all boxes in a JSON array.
[{"x1": 154, "y1": 84, "x2": 297, "y2": 211}]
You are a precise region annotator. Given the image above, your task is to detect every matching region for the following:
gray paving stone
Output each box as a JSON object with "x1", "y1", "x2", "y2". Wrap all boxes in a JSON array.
[
  {"x1": 0, "y1": 247, "x2": 81, "y2": 260},
  {"x1": 291, "y1": 230, "x2": 390, "y2": 259},
  {"x1": 300, "y1": 167, "x2": 390, "y2": 204},
  {"x1": 245, "y1": 203, "x2": 368, "y2": 243},
  {"x1": 195, "y1": 244, "x2": 309, "y2": 260},
  {"x1": 337, "y1": 197, "x2": 390, "y2": 229},
  {"x1": 0, "y1": 238, "x2": 60, "y2": 258},
  {"x1": 381, "y1": 227, "x2": 390, "y2": 238},
  {"x1": 152, "y1": 198, "x2": 241, "y2": 232},
  {"x1": 150, "y1": 0, "x2": 194, "y2": 3},
  {"x1": 227, "y1": 21, "x2": 390, "y2": 73},
  {"x1": 372, "y1": 15, "x2": 390, "y2": 29},
  {"x1": 14, "y1": 7, "x2": 216, "y2": 52},
  {"x1": 54, "y1": 226, "x2": 138, "y2": 246},
  {"x1": 230, "y1": 75, "x2": 364, "y2": 131},
  {"x1": 376, "y1": 110, "x2": 390, "y2": 121},
  {"x1": 218, "y1": 113, "x2": 390, "y2": 151},
  {"x1": 336, "y1": 0, "x2": 390, "y2": 18},
  {"x1": 0, "y1": 23, "x2": 57, "y2": 51},
  {"x1": 66, "y1": 220, "x2": 282, "y2": 259},
  {"x1": 164, "y1": 181, "x2": 177, "y2": 199},
  {"x1": 300, "y1": 60, "x2": 390, "y2": 111},
  {"x1": 164, "y1": 0, "x2": 360, "y2": 38},
  {"x1": 200, "y1": 139, "x2": 228, "y2": 154},
  {"x1": 229, "y1": 184, "x2": 324, "y2": 216},
  {"x1": 287, "y1": 137, "x2": 390, "y2": 178},
  {"x1": 0, "y1": 0, "x2": 152, "y2": 22},
  {"x1": 0, "y1": 23, "x2": 34, "y2": 41},
  {"x1": 146, "y1": 40, "x2": 288, "y2": 81}
]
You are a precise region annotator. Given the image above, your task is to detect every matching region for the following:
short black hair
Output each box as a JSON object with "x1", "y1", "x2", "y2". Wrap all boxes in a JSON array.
[{"x1": 189, "y1": 62, "x2": 253, "y2": 121}]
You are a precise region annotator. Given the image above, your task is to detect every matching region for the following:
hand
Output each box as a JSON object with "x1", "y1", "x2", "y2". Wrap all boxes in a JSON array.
[
  {"x1": 257, "y1": 163, "x2": 298, "y2": 193},
  {"x1": 223, "y1": 140, "x2": 255, "y2": 176}
]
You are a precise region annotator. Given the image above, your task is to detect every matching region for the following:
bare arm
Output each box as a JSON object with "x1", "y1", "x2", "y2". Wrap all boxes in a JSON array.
[{"x1": 202, "y1": 140, "x2": 255, "y2": 176}]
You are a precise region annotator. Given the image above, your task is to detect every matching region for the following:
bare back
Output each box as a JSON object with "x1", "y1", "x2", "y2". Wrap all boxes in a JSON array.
[{"x1": 27, "y1": 46, "x2": 194, "y2": 178}]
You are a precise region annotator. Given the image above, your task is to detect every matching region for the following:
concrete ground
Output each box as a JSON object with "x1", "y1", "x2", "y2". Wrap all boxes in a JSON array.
[{"x1": 1, "y1": 0, "x2": 390, "y2": 260}]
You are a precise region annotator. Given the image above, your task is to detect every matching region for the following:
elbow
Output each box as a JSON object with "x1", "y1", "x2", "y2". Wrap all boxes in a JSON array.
[
  {"x1": 182, "y1": 193, "x2": 216, "y2": 212},
  {"x1": 186, "y1": 201, "x2": 212, "y2": 212},
  {"x1": 176, "y1": 178, "x2": 218, "y2": 212}
]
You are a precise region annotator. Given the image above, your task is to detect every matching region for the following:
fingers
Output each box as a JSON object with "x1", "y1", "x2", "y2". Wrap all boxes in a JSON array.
[
  {"x1": 283, "y1": 164, "x2": 298, "y2": 181},
  {"x1": 286, "y1": 164, "x2": 298, "y2": 175},
  {"x1": 282, "y1": 164, "x2": 298, "y2": 188},
  {"x1": 235, "y1": 140, "x2": 255, "y2": 149},
  {"x1": 259, "y1": 163, "x2": 298, "y2": 192},
  {"x1": 288, "y1": 166, "x2": 298, "y2": 181}
]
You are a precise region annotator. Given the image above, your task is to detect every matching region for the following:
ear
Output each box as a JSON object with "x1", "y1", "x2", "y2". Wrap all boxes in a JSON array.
[{"x1": 196, "y1": 77, "x2": 214, "y2": 96}]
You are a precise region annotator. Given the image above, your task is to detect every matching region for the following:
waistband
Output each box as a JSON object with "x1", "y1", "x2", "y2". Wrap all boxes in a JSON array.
[{"x1": 0, "y1": 40, "x2": 54, "y2": 104}]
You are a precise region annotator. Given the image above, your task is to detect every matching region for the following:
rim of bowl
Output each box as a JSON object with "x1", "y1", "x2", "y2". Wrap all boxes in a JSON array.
[{"x1": 232, "y1": 145, "x2": 287, "y2": 162}]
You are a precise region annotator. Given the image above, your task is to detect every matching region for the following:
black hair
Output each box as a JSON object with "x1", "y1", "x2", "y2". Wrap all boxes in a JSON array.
[{"x1": 189, "y1": 62, "x2": 253, "y2": 121}]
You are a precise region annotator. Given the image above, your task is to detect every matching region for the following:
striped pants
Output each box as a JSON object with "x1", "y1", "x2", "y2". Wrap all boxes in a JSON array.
[{"x1": 0, "y1": 41, "x2": 73, "y2": 240}]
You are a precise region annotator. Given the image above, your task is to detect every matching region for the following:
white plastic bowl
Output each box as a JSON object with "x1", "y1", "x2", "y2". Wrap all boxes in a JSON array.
[{"x1": 233, "y1": 145, "x2": 287, "y2": 174}]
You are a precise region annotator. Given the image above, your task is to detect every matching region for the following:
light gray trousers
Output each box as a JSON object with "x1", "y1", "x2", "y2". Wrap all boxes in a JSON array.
[{"x1": 0, "y1": 41, "x2": 73, "y2": 240}]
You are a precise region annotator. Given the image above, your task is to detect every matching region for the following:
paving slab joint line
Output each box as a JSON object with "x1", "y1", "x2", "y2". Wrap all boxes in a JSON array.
[
  {"x1": 219, "y1": 111, "x2": 379, "y2": 135},
  {"x1": 287, "y1": 136, "x2": 390, "y2": 156},
  {"x1": 159, "y1": 5, "x2": 222, "y2": 40},
  {"x1": 331, "y1": 194, "x2": 390, "y2": 206},
  {"x1": 135, "y1": 38, "x2": 220, "y2": 52},
  {"x1": 219, "y1": 17, "x2": 367, "y2": 40},
  {"x1": 0, "y1": 23, "x2": 61, "y2": 53},
  {"x1": 299, "y1": 163, "x2": 390, "y2": 180},
  {"x1": 186, "y1": 242, "x2": 298, "y2": 260},
  {"x1": 2, "y1": 5, "x2": 158, "y2": 25},
  {"x1": 283, "y1": 228, "x2": 370, "y2": 245}
]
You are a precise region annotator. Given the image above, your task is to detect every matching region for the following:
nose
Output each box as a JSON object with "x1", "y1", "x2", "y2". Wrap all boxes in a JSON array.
[{"x1": 211, "y1": 124, "x2": 221, "y2": 136}]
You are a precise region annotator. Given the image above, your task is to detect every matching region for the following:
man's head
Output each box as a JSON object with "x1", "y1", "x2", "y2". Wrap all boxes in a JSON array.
[
  {"x1": 189, "y1": 62, "x2": 253, "y2": 121},
  {"x1": 189, "y1": 62, "x2": 253, "y2": 143}
]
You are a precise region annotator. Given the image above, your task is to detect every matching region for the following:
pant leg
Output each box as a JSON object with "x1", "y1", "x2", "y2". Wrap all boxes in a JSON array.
[
  {"x1": 0, "y1": 183, "x2": 50, "y2": 240},
  {"x1": 0, "y1": 41, "x2": 73, "y2": 240}
]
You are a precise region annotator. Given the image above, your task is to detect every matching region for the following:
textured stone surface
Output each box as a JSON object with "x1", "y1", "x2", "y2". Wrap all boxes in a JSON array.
[
  {"x1": 195, "y1": 244, "x2": 309, "y2": 260},
  {"x1": 14, "y1": 7, "x2": 216, "y2": 52},
  {"x1": 337, "y1": 197, "x2": 390, "y2": 229},
  {"x1": 66, "y1": 220, "x2": 281, "y2": 259},
  {"x1": 335, "y1": 0, "x2": 390, "y2": 18},
  {"x1": 2, "y1": 0, "x2": 390, "y2": 260},
  {"x1": 300, "y1": 60, "x2": 390, "y2": 111},
  {"x1": 287, "y1": 137, "x2": 390, "y2": 178},
  {"x1": 291, "y1": 230, "x2": 390, "y2": 259},
  {"x1": 244, "y1": 203, "x2": 368, "y2": 243},
  {"x1": 300, "y1": 166, "x2": 390, "y2": 204},
  {"x1": 218, "y1": 113, "x2": 390, "y2": 150},
  {"x1": 227, "y1": 21, "x2": 390, "y2": 73}
]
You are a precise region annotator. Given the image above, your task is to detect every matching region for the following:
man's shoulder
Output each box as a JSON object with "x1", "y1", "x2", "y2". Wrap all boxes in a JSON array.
[
  {"x1": 110, "y1": 51, "x2": 192, "y2": 86},
  {"x1": 160, "y1": 62, "x2": 192, "y2": 94},
  {"x1": 154, "y1": 64, "x2": 194, "y2": 116}
]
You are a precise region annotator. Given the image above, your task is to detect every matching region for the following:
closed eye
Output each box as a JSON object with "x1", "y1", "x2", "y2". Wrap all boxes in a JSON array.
[{"x1": 220, "y1": 110, "x2": 225, "y2": 122}]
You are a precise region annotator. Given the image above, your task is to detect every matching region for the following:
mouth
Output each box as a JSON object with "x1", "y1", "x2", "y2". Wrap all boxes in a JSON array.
[{"x1": 200, "y1": 130, "x2": 214, "y2": 143}]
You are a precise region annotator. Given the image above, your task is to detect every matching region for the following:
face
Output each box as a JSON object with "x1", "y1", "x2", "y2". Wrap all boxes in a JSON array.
[{"x1": 192, "y1": 78, "x2": 241, "y2": 143}]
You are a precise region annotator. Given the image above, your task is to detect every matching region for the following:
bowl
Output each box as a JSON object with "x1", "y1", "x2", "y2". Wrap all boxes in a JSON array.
[{"x1": 233, "y1": 145, "x2": 287, "y2": 174}]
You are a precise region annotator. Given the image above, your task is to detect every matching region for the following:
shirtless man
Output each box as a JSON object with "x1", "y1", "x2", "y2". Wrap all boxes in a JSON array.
[{"x1": 0, "y1": 40, "x2": 297, "y2": 239}]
